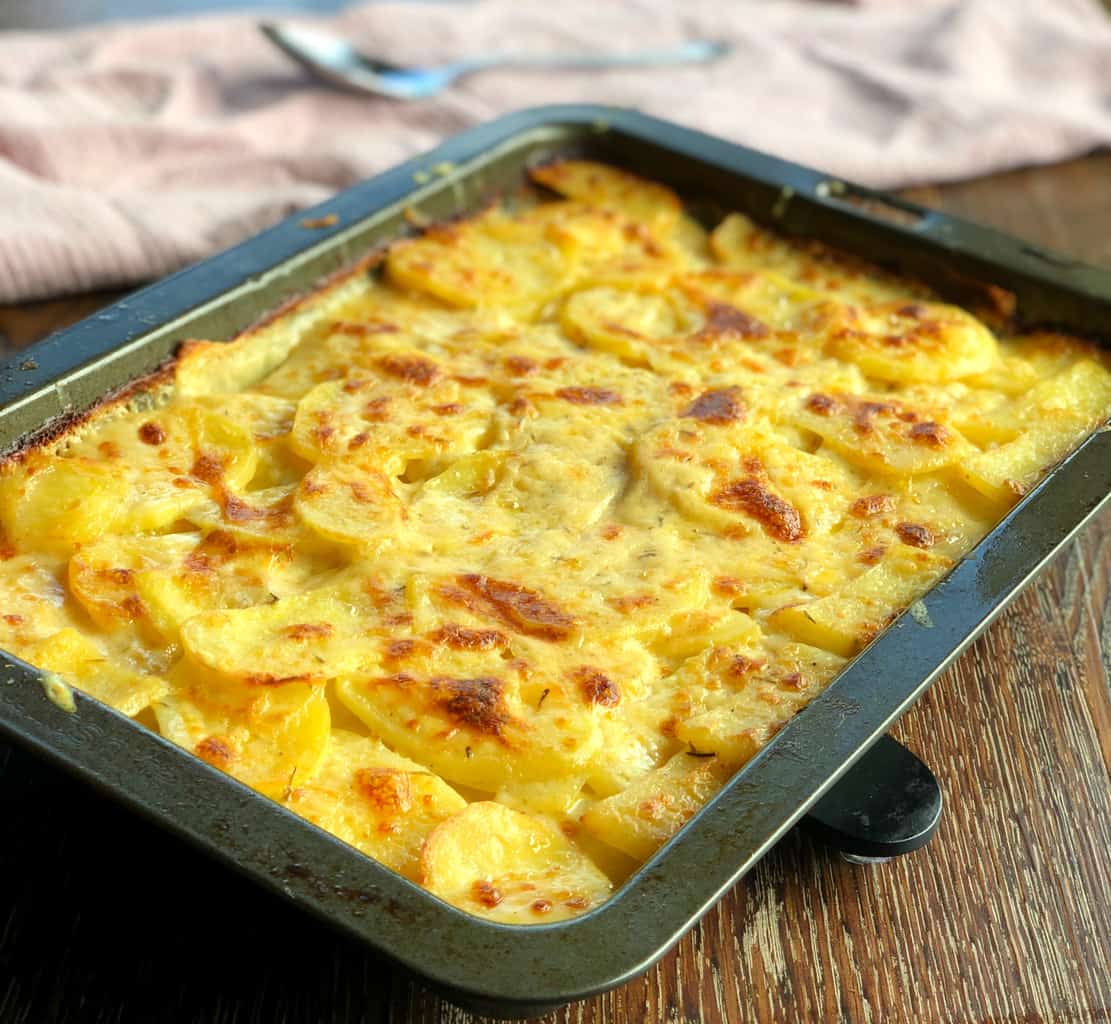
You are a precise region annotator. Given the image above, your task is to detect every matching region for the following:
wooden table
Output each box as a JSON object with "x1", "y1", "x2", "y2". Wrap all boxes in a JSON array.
[{"x1": 2, "y1": 156, "x2": 1110, "y2": 1024}]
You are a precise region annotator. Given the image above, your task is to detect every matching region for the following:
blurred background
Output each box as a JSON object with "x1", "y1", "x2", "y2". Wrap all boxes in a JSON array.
[{"x1": 0, "y1": 0, "x2": 362, "y2": 28}]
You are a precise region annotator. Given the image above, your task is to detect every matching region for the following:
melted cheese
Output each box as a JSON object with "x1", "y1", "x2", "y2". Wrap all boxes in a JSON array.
[{"x1": 2, "y1": 161, "x2": 1110, "y2": 924}]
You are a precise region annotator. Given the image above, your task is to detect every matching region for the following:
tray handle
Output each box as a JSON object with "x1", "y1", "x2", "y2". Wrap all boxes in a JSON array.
[
  {"x1": 802, "y1": 179, "x2": 1111, "y2": 335},
  {"x1": 800, "y1": 734, "x2": 942, "y2": 863}
]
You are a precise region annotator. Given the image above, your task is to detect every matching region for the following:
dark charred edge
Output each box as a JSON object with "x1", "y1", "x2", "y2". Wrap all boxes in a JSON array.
[
  {"x1": 0, "y1": 357, "x2": 178, "y2": 467},
  {"x1": 0, "y1": 247, "x2": 393, "y2": 469}
]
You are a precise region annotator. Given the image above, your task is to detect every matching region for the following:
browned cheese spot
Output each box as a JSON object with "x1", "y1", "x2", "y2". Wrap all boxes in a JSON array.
[
  {"x1": 907, "y1": 420, "x2": 951, "y2": 448},
  {"x1": 430, "y1": 676, "x2": 510, "y2": 738},
  {"x1": 355, "y1": 767, "x2": 413, "y2": 814},
  {"x1": 709, "y1": 479, "x2": 805, "y2": 542},
  {"x1": 601, "y1": 321, "x2": 643, "y2": 339},
  {"x1": 895, "y1": 522, "x2": 936, "y2": 549},
  {"x1": 195, "y1": 736, "x2": 233, "y2": 768},
  {"x1": 282, "y1": 622, "x2": 334, "y2": 641},
  {"x1": 572, "y1": 666, "x2": 621, "y2": 707},
  {"x1": 185, "y1": 530, "x2": 238, "y2": 572},
  {"x1": 299, "y1": 473, "x2": 324, "y2": 497},
  {"x1": 852, "y1": 400, "x2": 898, "y2": 436},
  {"x1": 554, "y1": 386, "x2": 623, "y2": 406},
  {"x1": 695, "y1": 301, "x2": 769, "y2": 341},
  {"x1": 778, "y1": 671, "x2": 807, "y2": 692},
  {"x1": 138, "y1": 421, "x2": 167, "y2": 446},
  {"x1": 505, "y1": 355, "x2": 538, "y2": 376},
  {"x1": 682, "y1": 387, "x2": 745, "y2": 425},
  {"x1": 724, "y1": 654, "x2": 764, "y2": 681},
  {"x1": 849, "y1": 494, "x2": 896, "y2": 519},
  {"x1": 222, "y1": 490, "x2": 294, "y2": 527},
  {"x1": 607, "y1": 593, "x2": 657, "y2": 614},
  {"x1": 377, "y1": 353, "x2": 441, "y2": 386},
  {"x1": 472, "y1": 880, "x2": 503, "y2": 908},
  {"x1": 385, "y1": 638, "x2": 418, "y2": 661},
  {"x1": 245, "y1": 672, "x2": 314, "y2": 687},
  {"x1": 805, "y1": 392, "x2": 839, "y2": 416},
  {"x1": 457, "y1": 575, "x2": 574, "y2": 641},
  {"x1": 712, "y1": 575, "x2": 746, "y2": 598},
  {"x1": 858, "y1": 545, "x2": 887, "y2": 565},
  {"x1": 347, "y1": 480, "x2": 379, "y2": 505},
  {"x1": 429, "y1": 623, "x2": 507, "y2": 651},
  {"x1": 191, "y1": 452, "x2": 225, "y2": 485}
]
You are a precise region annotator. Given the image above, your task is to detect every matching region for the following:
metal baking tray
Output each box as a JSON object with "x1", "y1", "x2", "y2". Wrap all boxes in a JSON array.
[{"x1": 1, "y1": 106, "x2": 1109, "y2": 1018}]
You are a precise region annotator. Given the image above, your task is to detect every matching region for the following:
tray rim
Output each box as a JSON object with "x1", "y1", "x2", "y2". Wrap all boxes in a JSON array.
[{"x1": 1, "y1": 104, "x2": 1110, "y2": 1016}]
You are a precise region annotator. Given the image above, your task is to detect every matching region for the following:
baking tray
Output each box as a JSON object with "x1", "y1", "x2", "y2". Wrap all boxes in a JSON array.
[{"x1": 1, "y1": 105, "x2": 1109, "y2": 1018}]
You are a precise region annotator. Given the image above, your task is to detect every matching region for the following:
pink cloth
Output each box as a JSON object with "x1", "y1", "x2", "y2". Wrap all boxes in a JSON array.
[{"x1": 1, "y1": 0, "x2": 1110, "y2": 303}]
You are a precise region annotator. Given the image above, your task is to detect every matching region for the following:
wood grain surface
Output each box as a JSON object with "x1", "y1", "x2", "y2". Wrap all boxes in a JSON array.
[{"x1": 2, "y1": 154, "x2": 1110, "y2": 1024}]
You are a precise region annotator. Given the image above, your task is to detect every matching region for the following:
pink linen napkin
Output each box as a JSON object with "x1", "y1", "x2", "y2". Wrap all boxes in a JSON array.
[{"x1": 1, "y1": 0, "x2": 1110, "y2": 304}]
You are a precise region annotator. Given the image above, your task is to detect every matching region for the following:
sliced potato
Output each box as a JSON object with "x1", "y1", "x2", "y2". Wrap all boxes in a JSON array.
[
  {"x1": 289, "y1": 374, "x2": 494, "y2": 473},
  {"x1": 819, "y1": 300, "x2": 997, "y2": 383},
  {"x1": 0, "y1": 457, "x2": 127, "y2": 554},
  {"x1": 958, "y1": 358, "x2": 1111, "y2": 504},
  {"x1": 21, "y1": 627, "x2": 168, "y2": 717},
  {"x1": 387, "y1": 209, "x2": 571, "y2": 317},
  {"x1": 632, "y1": 420, "x2": 858, "y2": 540},
  {"x1": 790, "y1": 392, "x2": 973, "y2": 477},
  {"x1": 335, "y1": 672, "x2": 601, "y2": 792},
  {"x1": 295, "y1": 461, "x2": 406, "y2": 552},
  {"x1": 672, "y1": 640, "x2": 845, "y2": 764},
  {"x1": 530, "y1": 161, "x2": 681, "y2": 236},
  {"x1": 65, "y1": 406, "x2": 258, "y2": 533},
  {"x1": 153, "y1": 671, "x2": 330, "y2": 798},
  {"x1": 285, "y1": 728, "x2": 465, "y2": 880},
  {"x1": 420, "y1": 801, "x2": 612, "y2": 923},
  {"x1": 769, "y1": 548, "x2": 952, "y2": 656},
  {"x1": 0, "y1": 554, "x2": 71, "y2": 651},
  {"x1": 180, "y1": 576, "x2": 378, "y2": 684},
  {"x1": 710, "y1": 212, "x2": 920, "y2": 304},
  {"x1": 494, "y1": 774, "x2": 587, "y2": 816},
  {"x1": 959, "y1": 427, "x2": 1087, "y2": 506},
  {"x1": 580, "y1": 750, "x2": 733, "y2": 862},
  {"x1": 69, "y1": 533, "x2": 197, "y2": 633},
  {"x1": 560, "y1": 286, "x2": 686, "y2": 363}
]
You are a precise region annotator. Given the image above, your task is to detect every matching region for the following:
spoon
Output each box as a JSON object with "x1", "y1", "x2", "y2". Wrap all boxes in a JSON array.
[{"x1": 260, "y1": 22, "x2": 729, "y2": 101}]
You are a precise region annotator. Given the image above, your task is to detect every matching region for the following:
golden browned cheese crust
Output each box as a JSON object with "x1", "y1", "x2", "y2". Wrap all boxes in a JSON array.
[{"x1": 2, "y1": 161, "x2": 1110, "y2": 922}]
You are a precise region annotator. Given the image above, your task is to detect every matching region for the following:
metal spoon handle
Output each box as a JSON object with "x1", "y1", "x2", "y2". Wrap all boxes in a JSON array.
[{"x1": 445, "y1": 40, "x2": 728, "y2": 78}]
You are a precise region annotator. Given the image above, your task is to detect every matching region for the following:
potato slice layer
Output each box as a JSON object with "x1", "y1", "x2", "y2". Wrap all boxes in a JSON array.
[{"x1": 421, "y1": 801, "x2": 613, "y2": 923}]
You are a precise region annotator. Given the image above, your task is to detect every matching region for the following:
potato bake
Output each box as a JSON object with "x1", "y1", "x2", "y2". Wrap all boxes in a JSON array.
[{"x1": 2, "y1": 161, "x2": 1109, "y2": 923}]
